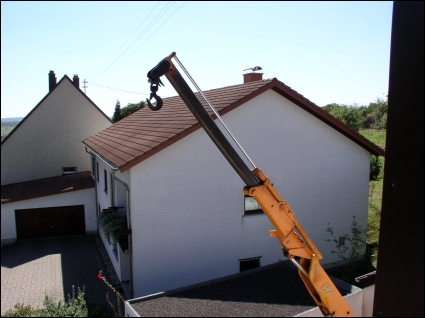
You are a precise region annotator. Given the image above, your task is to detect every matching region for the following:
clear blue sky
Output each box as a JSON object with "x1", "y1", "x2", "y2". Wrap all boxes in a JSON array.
[{"x1": 1, "y1": 1, "x2": 393, "y2": 119}]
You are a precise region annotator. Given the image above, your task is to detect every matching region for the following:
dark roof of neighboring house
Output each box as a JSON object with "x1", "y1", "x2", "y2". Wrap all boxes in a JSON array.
[
  {"x1": 1, "y1": 171, "x2": 94, "y2": 204},
  {"x1": 128, "y1": 261, "x2": 353, "y2": 317},
  {"x1": 83, "y1": 78, "x2": 385, "y2": 173},
  {"x1": 1, "y1": 75, "x2": 113, "y2": 145}
]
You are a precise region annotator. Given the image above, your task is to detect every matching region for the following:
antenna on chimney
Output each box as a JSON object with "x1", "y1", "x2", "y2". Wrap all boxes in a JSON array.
[
  {"x1": 243, "y1": 66, "x2": 262, "y2": 73},
  {"x1": 82, "y1": 79, "x2": 88, "y2": 94}
]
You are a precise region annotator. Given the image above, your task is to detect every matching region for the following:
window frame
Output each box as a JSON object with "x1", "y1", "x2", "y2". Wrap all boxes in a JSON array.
[
  {"x1": 239, "y1": 256, "x2": 262, "y2": 272},
  {"x1": 62, "y1": 167, "x2": 77, "y2": 175},
  {"x1": 244, "y1": 195, "x2": 263, "y2": 215},
  {"x1": 103, "y1": 169, "x2": 108, "y2": 193}
]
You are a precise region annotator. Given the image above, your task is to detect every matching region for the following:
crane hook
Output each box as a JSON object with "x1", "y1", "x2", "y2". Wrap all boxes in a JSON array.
[{"x1": 146, "y1": 83, "x2": 163, "y2": 111}]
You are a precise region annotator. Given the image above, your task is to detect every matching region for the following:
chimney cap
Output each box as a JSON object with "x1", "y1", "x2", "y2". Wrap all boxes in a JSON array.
[{"x1": 243, "y1": 66, "x2": 262, "y2": 73}]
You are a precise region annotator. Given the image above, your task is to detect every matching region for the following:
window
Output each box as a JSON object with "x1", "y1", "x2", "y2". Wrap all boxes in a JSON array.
[
  {"x1": 62, "y1": 167, "x2": 77, "y2": 175},
  {"x1": 244, "y1": 195, "x2": 263, "y2": 214},
  {"x1": 103, "y1": 169, "x2": 108, "y2": 193},
  {"x1": 96, "y1": 162, "x2": 99, "y2": 182},
  {"x1": 338, "y1": 236, "x2": 346, "y2": 247},
  {"x1": 239, "y1": 257, "x2": 261, "y2": 272}
]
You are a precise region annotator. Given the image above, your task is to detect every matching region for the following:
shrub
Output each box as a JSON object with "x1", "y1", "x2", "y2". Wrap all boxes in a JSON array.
[
  {"x1": 3, "y1": 286, "x2": 87, "y2": 317},
  {"x1": 3, "y1": 303, "x2": 36, "y2": 317},
  {"x1": 324, "y1": 216, "x2": 367, "y2": 281},
  {"x1": 36, "y1": 286, "x2": 87, "y2": 317},
  {"x1": 370, "y1": 155, "x2": 384, "y2": 180}
]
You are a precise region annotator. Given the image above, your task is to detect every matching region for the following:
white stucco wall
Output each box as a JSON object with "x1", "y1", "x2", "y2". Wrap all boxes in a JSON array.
[
  {"x1": 129, "y1": 90, "x2": 371, "y2": 298},
  {"x1": 1, "y1": 187, "x2": 96, "y2": 245},
  {"x1": 1, "y1": 78, "x2": 112, "y2": 186}
]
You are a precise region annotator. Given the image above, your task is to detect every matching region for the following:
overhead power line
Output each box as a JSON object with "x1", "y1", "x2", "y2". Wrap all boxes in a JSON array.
[
  {"x1": 88, "y1": 81, "x2": 170, "y2": 98},
  {"x1": 92, "y1": 1, "x2": 178, "y2": 81},
  {"x1": 88, "y1": 82, "x2": 148, "y2": 95},
  {"x1": 99, "y1": 1, "x2": 187, "y2": 80},
  {"x1": 89, "y1": 1, "x2": 162, "y2": 79}
]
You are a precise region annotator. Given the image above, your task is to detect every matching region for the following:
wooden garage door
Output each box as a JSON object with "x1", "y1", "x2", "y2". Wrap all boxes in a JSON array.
[{"x1": 15, "y1": 205, "x2": 86, "y2": 240}]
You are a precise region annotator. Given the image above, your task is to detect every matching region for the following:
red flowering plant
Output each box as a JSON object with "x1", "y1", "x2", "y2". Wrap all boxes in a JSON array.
[{"x1": 97, "y1": 271, "x2": 125, "y2": 317}]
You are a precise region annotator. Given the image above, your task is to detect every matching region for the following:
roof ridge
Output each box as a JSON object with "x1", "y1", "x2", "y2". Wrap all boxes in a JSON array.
[{"x1": 162, "y1": 78, "x2": 275, "y2": 100}]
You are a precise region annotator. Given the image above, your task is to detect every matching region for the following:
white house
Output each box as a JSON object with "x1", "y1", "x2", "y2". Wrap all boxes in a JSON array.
[
  {"x1": 1, "y1": 71, "x2": 113, "y2": 245},
  {"x1": 83, "y1": 73, "x2": 385, "y2": 299}
]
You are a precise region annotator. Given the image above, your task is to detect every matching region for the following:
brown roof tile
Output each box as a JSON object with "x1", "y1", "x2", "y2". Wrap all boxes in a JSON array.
[
  {"x1": 1, "y1": 171, "x2": 95, "y2": 204},
  {"x1": 83, "y1": 78, "x2": 385, "y2": 172}
]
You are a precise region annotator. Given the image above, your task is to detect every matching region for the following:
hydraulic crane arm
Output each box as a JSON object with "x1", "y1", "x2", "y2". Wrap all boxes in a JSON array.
[{"x1": 146, "y1": 52, "x2": 354, "y2": 317}]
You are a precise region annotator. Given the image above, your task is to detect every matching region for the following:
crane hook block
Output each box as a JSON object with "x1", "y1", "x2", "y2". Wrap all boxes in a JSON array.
[
  {"x1": 146, "y1": 84, "x2": 163, "y2": 111},
  {"x1": 146, "y1": 58, "x2": 170, "y2": 111}
]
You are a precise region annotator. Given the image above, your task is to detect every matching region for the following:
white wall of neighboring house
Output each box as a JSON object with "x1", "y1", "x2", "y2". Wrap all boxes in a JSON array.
[
  {"x1": 128, "y1": 90, "x2": 371, "y2": 298},
  {"x1": 1, "y1": 78, "x2": 112, "y2": 186},
  {"x1": 1, "y1": 188, "x2": 96, "y2": 244},
  {"x1": 94, "y1": 157, "x2": 131, "y2": 282}
]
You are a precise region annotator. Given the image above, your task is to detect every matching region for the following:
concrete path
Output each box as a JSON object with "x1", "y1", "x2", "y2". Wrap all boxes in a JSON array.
[{"x1": 1, "y1": 235, "x2": 114, "y2": 315}]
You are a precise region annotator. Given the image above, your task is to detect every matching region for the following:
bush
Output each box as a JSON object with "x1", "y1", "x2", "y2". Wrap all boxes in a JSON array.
[
  {"x1": 370, "y1": 155, "x2": 384, "y2": 180},
  {"x1": 3, "y1": 286, "x2": 88, "y2": 317},
  {"x1": 37, "y1": 286, "x2": 87, "y2": 317},
  {"x1": 3, "y1": 303, "x2": 36, "y2": 317},
  {"x1": 324, "y1": 216, "x2": 367, "y2": 282}
]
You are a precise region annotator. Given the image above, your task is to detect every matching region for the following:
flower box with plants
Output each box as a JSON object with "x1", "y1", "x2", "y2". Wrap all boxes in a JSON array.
[{"x1": 97, "y1": 207, "x2": 131, "y2": 252}]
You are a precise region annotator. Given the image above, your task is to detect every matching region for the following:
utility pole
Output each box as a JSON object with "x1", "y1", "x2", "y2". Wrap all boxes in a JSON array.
[{"x1": 82, "y1": 79, "x2": 88, "y2": 94}]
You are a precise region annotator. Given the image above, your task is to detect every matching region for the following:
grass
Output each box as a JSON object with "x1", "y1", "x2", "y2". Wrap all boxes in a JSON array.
[
  {"x1": 1, "y1": 123, "x2": 19, "y2": 139},
  {"x1": 359, "y1": 129, "x2": 386, "y2": 149}
]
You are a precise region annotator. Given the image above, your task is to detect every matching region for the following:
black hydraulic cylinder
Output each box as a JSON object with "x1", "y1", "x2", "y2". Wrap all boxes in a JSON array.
[{"x1": 163, "y1": 69, "x2": 260, "y2": 187}]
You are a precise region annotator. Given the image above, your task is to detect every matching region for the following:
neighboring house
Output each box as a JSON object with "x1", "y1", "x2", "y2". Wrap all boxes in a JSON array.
[
  {"x1": 1, "y1": 71, "x2": 113, "y2": 245},
  {"x1": 83, "y1": 73, "x2": 385, "y2": 299}
]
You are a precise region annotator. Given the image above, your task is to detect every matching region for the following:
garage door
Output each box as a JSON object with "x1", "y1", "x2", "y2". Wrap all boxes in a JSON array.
[{"x1": 15, "y1": 205, "x2": 86, "y2": 240}]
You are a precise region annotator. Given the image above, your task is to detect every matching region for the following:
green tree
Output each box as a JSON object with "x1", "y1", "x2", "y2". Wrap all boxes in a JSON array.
[
  {"x1": 120, "y1": 101, "x2": 146, "y2": 119},
  {"x1": 112, "y1": 100, "x2": 122, "y2": 123},
  {"x1": 322, "y1": 103, "x2": 343, "y2": 113},
  {"x1": 369, "y1": 97, "x2": 388, "y2": 130},
  {"x1": 329, "y1": 106, "x2": 362, "y2": 131}
]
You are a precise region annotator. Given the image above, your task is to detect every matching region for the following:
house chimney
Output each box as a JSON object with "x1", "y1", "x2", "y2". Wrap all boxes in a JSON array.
[
  {"x1": 243, "y1": 72, "x2": 263, "y2": 83},
  {"x1": 48, "y1": 70, "x2": 57, "y2": 92},
  {"x1": 72, "y1": 74, "x2": 80, "y2": 89}
]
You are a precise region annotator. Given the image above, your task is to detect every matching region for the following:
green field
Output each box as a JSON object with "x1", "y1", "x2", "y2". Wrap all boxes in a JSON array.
[
  {"x1": 360, "y1": 129, "x2": 386, "y2": 149},
  {"x1": 1, "y1": 122, "x2": 19, "y2": 140}
]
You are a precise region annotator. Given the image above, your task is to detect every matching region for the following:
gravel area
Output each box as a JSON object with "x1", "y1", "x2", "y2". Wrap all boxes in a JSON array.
[
  {"x1": 130, "y1": 261, "x2": 318, "y2": 317},
  {"x1": 92, "y1": 233, "x2": 125, "y2": 296}
]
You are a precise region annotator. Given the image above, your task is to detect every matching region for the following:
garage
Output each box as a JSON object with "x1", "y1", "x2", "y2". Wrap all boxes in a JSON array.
[{"x1": 15, "y1": 205, "x2": 86, "y2": 240}]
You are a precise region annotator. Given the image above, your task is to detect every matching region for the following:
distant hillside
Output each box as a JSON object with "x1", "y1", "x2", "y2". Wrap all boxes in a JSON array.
[{"x1": 1, "y1": 117, "x2": 24, "y2": 123}]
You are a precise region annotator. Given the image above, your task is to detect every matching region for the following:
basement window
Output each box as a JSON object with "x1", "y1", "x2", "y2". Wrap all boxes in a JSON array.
[
  {"x1": 244, "y1": 195, "x2": 263, "y2": 215},
  {"x1": 239, "y1": 256, "x2": 262, "y2": 272},
  {"x1": 62, "y1": 167, "x2": 77, "y2": 175}
]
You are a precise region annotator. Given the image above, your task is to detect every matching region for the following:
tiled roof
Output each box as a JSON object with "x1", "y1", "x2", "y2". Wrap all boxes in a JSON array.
[
  {"x1": 1, "y1": 171, "x2": 95, "y2": 204},
  {"x1": 83, "y1": 78, "x2": 385, "y2": 172}
]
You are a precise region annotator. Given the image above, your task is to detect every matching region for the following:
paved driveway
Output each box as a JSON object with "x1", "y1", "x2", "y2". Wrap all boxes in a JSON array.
[{"x1": 1, "y1": 235, "x2": 114, "y2": 315}]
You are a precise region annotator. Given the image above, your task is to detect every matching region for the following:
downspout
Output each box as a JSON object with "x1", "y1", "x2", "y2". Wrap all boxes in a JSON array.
[
  {"x1": 85, "y1": 147, "x2": 99, "y2": 230},
  {"x1": 84, "y1": 145, "x2": 134, "y2": 299}
]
